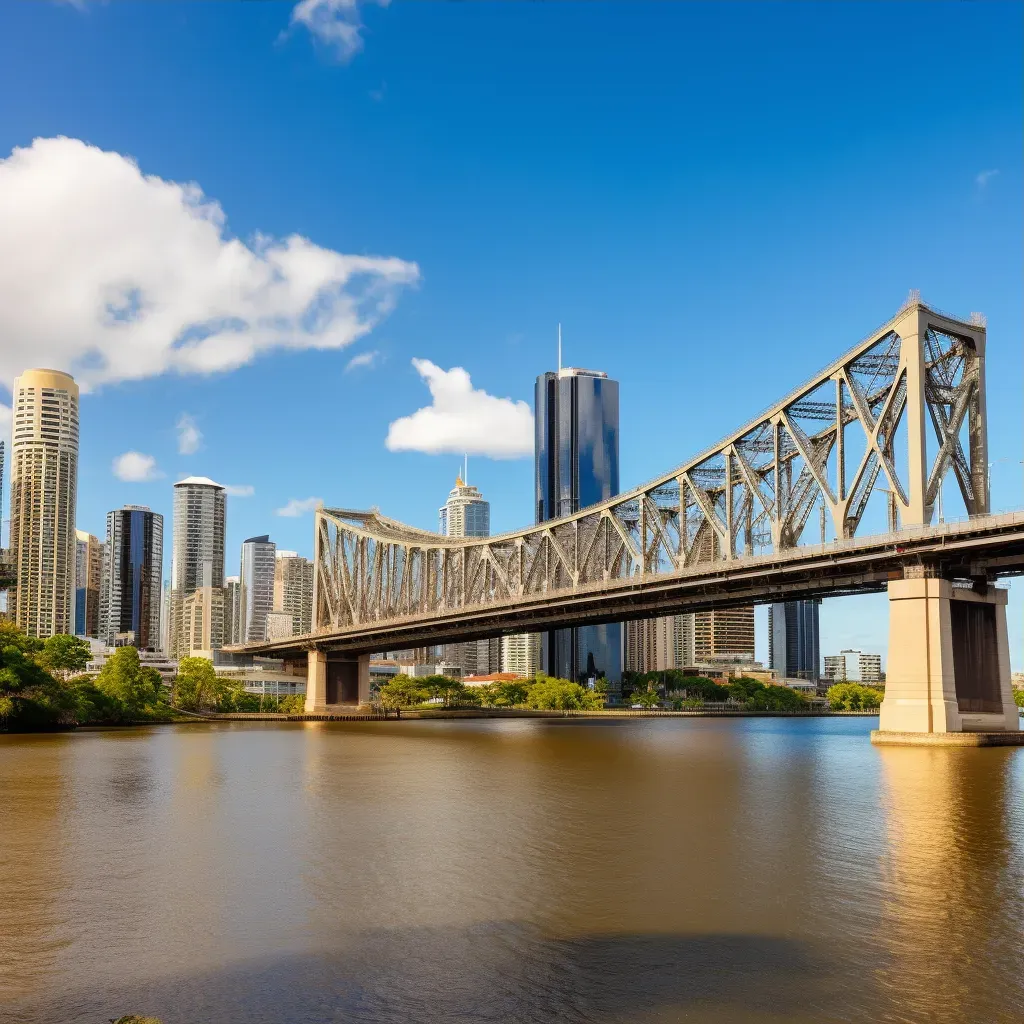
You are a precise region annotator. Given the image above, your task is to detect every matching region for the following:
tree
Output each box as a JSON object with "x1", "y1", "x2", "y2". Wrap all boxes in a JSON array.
[
  {"x1": 630, "y1": 684, "x2": 661, "y2": 709},
  {"x1": 38, "y1": 634, "x2": 92, "y2": 680},
  {"x1": 95, "y1": 647, "x2": 162, "y2": 715},
  {"x1": 476, "y1": 680, "x2": 529, "y2": 708},
  {"x1": 278, "y1": 693, "x2": 306, "y2": 714},
  {"x1": 524, "y1": 675, "x2": 602, "y2": 711},
  {"x1": 376, "y1": 675, "x2": 428, "y2": 716},
  {"x1": 826, "y1": 682, "x2": 883, "y2": 711},
  {"x1": 0, "y1": 625, "x2": 76, "y2": 730},
  {"x1": 173, "y1": 657, "x2": 220, "y2": 711},
  {"x1": 0, "y1": 619, "x2": 43, "y2": 655},
  {"x1": 1014, "y1": 688, "x2": 1024, "y2": 711}
]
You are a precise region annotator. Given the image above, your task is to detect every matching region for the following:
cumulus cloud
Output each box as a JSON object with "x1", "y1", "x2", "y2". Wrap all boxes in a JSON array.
[
  {"x1": 112, "y1": 451, "x2": 163, "y2": 482},
  {"x1": 289, "y1": 0, "x2": 389, "y2": 61},
  {"x1": 224, "y1": 484, "x2": 255, "y2": 498},
  {"x1": 0, "y1": 137, "x2": 419, "y2": 422},
  {"x1": 975, "y1": 169, "x2": 999, "y2": 189},
  {"x1": 276, "y1": 497, "x2": 323, "y2": 517},
  {"x1": 176, "y1": 413, "x2": 202, "y2": 455},
  {"x1": 386, "y1": 359, "x2": 534, "y2": 458},
  {"x1": 345, "y1": 350, "x2": 379, "y2": 372}
]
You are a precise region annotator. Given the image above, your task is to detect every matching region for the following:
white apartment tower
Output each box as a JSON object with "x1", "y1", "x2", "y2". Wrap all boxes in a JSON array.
[
  {"x1": 169, "y1": 477, "x2": 226, "y2": 659},
  {"x1": 273, "y1": 551, "x2": 314, "y2": 636},
  {"x1": 9, "y1": 369, "x2": 80, "y2": 637},
  {"x1": 239, "y1": 534, "x2": 276, "y2": 643}
]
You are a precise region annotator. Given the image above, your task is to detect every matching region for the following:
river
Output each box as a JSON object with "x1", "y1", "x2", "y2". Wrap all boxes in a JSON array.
[{"x1": 1, "y1": 717, "x2": 1023, "y2": 1023}]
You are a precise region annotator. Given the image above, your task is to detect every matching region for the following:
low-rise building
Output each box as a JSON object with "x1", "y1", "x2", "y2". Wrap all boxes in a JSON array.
[
  {"x1": 463, "y1": 672, "x2": 525, "y2": 687},
  {"x1": 824, "y1": 650, "x2": 883, "y2": 684}
]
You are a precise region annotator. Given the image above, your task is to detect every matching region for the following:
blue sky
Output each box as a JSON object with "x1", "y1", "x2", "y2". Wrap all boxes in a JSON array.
[{"x1": 0, "y1": 1, "x2": 1021, "y2": 665}]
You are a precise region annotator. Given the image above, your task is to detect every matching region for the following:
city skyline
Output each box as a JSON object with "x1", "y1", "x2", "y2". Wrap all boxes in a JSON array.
[{"x1": 0, "y1": 2, "x2": 1020, "y2": 667}]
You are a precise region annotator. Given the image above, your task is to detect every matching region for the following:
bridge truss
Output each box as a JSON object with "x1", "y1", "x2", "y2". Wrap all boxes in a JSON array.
[{"x1": 314, "y1": 301, "x2": 988, "y2": 633}]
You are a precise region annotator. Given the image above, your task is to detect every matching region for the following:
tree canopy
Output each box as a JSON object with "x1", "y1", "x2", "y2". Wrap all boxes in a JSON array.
[
  {"x1": 172, "y1": 657, "x2": 220, "y2": 711},
  {"x1": 826, "y1": 682, "x2": 883, "y2": 711},
  {"x1": 39, "y1": 634, "x2": 93, "y2": 679}
]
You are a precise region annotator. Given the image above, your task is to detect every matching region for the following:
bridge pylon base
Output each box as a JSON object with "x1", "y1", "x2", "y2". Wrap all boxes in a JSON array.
[{"x1": 877, "y1": 577, "x2": 1018, "y2": 736}]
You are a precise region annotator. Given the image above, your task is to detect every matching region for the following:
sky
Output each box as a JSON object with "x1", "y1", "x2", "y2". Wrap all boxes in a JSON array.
[{"x1": 0, "y1": 1, "x2": 1021, "y2": 666}]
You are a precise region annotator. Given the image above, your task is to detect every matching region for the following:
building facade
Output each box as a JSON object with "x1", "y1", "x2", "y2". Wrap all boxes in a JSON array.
[
  {"x1": 273, "y1": 551, "x2": 314, "y2": 636},
  {"x1": 501, "y1": 632, "x2": 542, "y2": 678},
  {"x1": 693, "y1": 607, "x2": 756, "y2": 663},
  {"x1": 169, "y1": 477, "x2": 226, "y2": 659},
  {"x1": 239, "y1": 535, "x2": 276, "y2": 643},
  {"x1": 768, "y1": 600, "x2": 821, "y2": 681},
  {"x1": 74, "y1": 530, "x2": 103, "y2": 638},
  {"x1": 8, "y1": 369, "x2": 80, "y2": 637},
  {"x1": 99, "y1": 506, "x2": 164, "y2": 650},
  {"x1": 824, "y1": 650, "x2": 883, "y2": 684},
  {"x1": 535, "y1": 365, "x2": 621, "y2": 687},
  {"x1": 223, "y1": 576, "x2": 241, "y2": 646},
  {"x1": 624, "y1": 614, "x2": 695, "y2": 673},
  {"x1": 438, "y1": 477, "x2": 490, "y2": 537}
]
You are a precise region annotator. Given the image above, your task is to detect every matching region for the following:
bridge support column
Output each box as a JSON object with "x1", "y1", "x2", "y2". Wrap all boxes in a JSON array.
[
  {"x1": 877, "y1": 576, "x2": 1017, "y2": 735},
  {"x1": 305, "y1": 650, "x2": 328, "y2": 714}
]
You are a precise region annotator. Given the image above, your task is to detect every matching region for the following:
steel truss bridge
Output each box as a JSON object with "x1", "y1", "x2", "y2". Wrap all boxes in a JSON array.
[{"x1": 241, "y1": 301, "x2": 1024, "y2": 661}]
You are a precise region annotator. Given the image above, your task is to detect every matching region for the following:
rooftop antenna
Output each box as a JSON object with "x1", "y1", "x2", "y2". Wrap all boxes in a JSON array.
[{"x1": 557, "y1": 323, "x2": 562, "y2": 373}]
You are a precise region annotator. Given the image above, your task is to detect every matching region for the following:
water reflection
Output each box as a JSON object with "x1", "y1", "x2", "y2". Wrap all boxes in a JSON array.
[{"x1": 877, "y1": 747, "x2": 1024, "y2": 1023}]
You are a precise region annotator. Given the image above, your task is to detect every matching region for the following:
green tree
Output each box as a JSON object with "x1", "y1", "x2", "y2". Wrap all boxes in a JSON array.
[
  {"x1": 173, "y1": 657, "x2": 220, "y2": 711},
  {"x1": 95, "y1": 647, "x2": 162, "y2": 715},
  {"x1": 826, "y1": 682, "x2": 883, "y2": 711},
  {"x1": 476, "y1": 679, "x2": 529, "y2": 707},
  {"x1": 0, "y1": 619, "x2": 43, "y2": 655},
  {"x1": 376, "y1": 674, "x2": 429, "y2": 715},
  {"x1": 38, "y1": 634, "x2": 92, "y2": 680},
  {"x1": 524, "y1": 675, "x2": 602, "y2": 711},
  {"x1": 0, "y1": 626, "x2": 76, "y2": 730},
  {"x1": 278, "y1": 693, "x2": 306, "y2": 714},
  {"x1": 419, "y1": 674, "x2": 473, "y2": 707},
  {"x1": 1014, "y1": 688, "x2": 1024, "y2": 711},
  {"x1": 629, "y1": 683, "x2": 661, "y2": 708}
]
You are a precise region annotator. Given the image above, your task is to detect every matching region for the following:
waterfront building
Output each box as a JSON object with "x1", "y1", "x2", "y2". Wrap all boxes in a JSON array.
[
  {"x1": 169, "y1": 477, "x2": 226, "y2": 659},
  {"x1": 693, "y1": 607, "x2": 755, "y2": 663},
  {"x1": 823, "y1": 649, "x2": 883, "y2": 684},
  {"x1": 74, "y1": 530, "x2": 103, "y2": 638},
  {"x1": 273, "y1": 551, "x2": 314, "y2": 635},
  {"x1": 99, "y1": 506, "x2": 163, "y2": 650},
  {"x1": 159, "y1": 579, "x2": 170, "y2": 653},
  {"x1": 535, "y1": 364, "x2": 621, "y2": 687},
  {"x1": 501, "y1": 632, "x2": 542, "y2": 678},
  {"x1": 625, "y1": 614, "x2": 694, "y2": 673},
  {"x1": 239, "y1": 535, "x2": 276, "y2": 643},
  {"x1": 768, "y1": 600, "x2": 821, "y2": 681},
  {"x1": 438, "y1": 477, "x2": 490, "y2": 537},
  {"x1": 8, "y1": 369, "x2": 79, "y2": 637},
  {"x1": 223, "y1": 576, "x2": 241, "y2": 646}
]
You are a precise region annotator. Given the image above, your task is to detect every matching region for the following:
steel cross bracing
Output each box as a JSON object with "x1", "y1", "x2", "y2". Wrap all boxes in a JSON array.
[{"x1": 313, "y1": 302, "x2": 989, "y2": 634}]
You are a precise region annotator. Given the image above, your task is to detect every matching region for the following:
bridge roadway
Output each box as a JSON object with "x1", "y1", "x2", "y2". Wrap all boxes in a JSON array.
[{"x1": 235, "y1": 510, "x2": 1024, "y2": 659}]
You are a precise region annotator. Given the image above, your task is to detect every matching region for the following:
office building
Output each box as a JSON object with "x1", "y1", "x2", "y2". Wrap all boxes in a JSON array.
[
  {"x1": 169, "y1": 476, "x2": 226, "y2": 659},
  {"x1": 501, "y1": 632, "x2": 542, "y2": 678},
  {"x1": 273, "y1": 551, "x2": 314, "y2": 636},
  {"x1": 693, "y1": 607, "x2": 756, "y2": 663},
  {"x1": 265, "y1": 610, "x2": 295, "y2": 641},
  {"x1": 159, "y1": 579, "x2": 170, "y2": 653},
  {"x1": 535, "y1": 365, "x2": 621, "y2": 687},
  {"x1": 99, "y1": 506, "x2": 163, "y2": 650},
  {"x1": 824, "y1": 650, "x2": 883, "y2": 684},
  {"x1": 438, "y1": 477, "x2": 490, "y2": 537},
  {"x1": 768, "y1": 600, "x2": 821, "y2": 681},
  {"x1": 74, "y1": 530, "x2": 103, "y2": 638},
  {"x1": 223, "y1": 576, "x2": 242, "y2": 646},
  {"x1": 239, "y1": 535, "x2": 276, "y2": 643},
  {"x1": 625, "y1": 614, "x2": 694, "y2": 673},
  {"x1": 8, "y1": 369, "x2": 79, "y2": 637}
]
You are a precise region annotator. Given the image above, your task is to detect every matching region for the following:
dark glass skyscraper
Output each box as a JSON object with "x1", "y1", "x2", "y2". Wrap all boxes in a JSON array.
[
  {"x1": 535, "y1": 366, "x2": 621, "y2": 687},
  {"x1": 768, "y1": 600, "x2": 821, "y2": 681},
  {"x1": 100, "y1": 505, "x2": 164, "y2": 650}
]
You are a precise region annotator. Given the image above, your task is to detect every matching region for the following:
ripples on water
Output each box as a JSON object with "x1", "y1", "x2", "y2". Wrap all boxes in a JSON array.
[{"x1": 1, "y1": 718, "x2": 1023, "y2": 1023}]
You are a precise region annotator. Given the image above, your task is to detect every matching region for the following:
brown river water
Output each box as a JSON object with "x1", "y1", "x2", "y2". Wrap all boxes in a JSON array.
[{"x1": 1, "y1": 717, "x2": 1023, "y2": 1024}]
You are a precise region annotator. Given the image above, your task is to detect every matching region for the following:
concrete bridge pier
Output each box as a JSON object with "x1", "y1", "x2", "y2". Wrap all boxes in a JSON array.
[
  {"x1": 876, "y1": 571, "x2": 1019, "y2": 741},
  {"x1": 304, "y1": 650, "x2": 371, "y2": 714}
]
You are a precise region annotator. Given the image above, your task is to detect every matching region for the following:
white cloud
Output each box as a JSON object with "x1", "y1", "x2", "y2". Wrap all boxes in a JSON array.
[
  {"x1": 975, "y1": 169, "x2": 999, "y2": 189},
  {"x1": 112, "y1": 451, "x2": 163, "y2": 482},
  {"x1": 0, "y1": 137, "x2": 419, "y2": 417},
  {"x1": 224, "y1": 484, "x2": 255, "y2": 498},
  {"x1": 290, "y1": 0, "x2": 390, "y2": 61},
  {"x1": 275, "y1": 496, "x2": 323, "y2": 517},
  {"x1": 176, "y1": 412, "x2": 202, "y2": 455},
  {"x1": 385, "y1": 359, "x2": 534, "y2": 459},
  {"x1": 345, "y1": 349, "x2": 379, "y2": 372}
]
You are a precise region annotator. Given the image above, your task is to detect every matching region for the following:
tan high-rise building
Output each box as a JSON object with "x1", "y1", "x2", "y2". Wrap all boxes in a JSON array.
[
  {"x1": 273, "y1": 551, "x2": 314, "y2": 636},
  {"x1": 169, "y1": 477, "x2": 226, "y2": 659},
  {"x1": 625, "y1": 614, "x2": 695, "y2": 673},
  {"x1": 74, "y1": 530, "x2": 103, "y2": 638},
  {"x1": 693, "y1": 607, "x2": 755, "y2": 662},
  {"x1": 9, "y1": 369, "x2": 79, "y2": 637},
  {"x1": 501, "y1": 632, "x2": 541, "y2": 678}
]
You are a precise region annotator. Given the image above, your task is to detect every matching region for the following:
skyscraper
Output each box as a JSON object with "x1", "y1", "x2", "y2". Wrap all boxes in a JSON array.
[
  {"x1": 8, "y1": 369, "x2": 79, "y2": 637},
  {"x1": 99, "y1": 506, "x2": 164, "y2": 650},
  {"x1": 74, "y1": 530, "x2": 103, "y2": 638},
  {"x1": 768, "y1": 600, "x2": 821, "y2": 681},
  {"x1": 240, "y1": 535, "x2": 277, "y2": 643},
  {"x1": 439, "y1": 477, "x2": 500, "y2": 676},
  {"x1": 169, "y1": 476, "x2": 226, "y2": 659},
  {"x1": 625, "y1": 615, "x2": 694, "y2": 673},
  {"x1": 273, "y1": 551, "x2": 314, "y2": 636},
  {"x1": 223, "y1": 576, "x2": 241, "y2": 646},
  {"x1": 438, "y1": 477, "x2": 490, "y2": 536},
  {"x1": 693, "y1": 607, "x2": 755, "y2": 663},
  {"x1": 535, "y1": 365, "x2": 621, "y2": 687}
]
